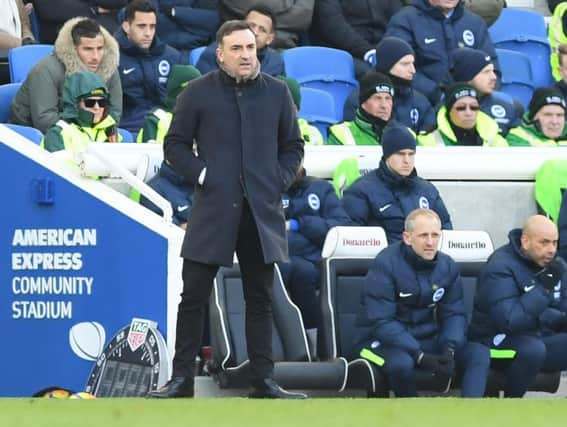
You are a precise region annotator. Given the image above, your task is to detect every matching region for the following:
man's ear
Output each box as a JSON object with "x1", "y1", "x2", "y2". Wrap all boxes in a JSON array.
[
  {"x1": 402, "y1": 231, "x2": 411, "y2": 246},
  {"x1": 216, "y1": 46, "x2": 223, "y2": 64},
  {"x1": 121, "y1": 20, "x2": 129, "y2": 34},
  {"x1": 266, "y1": 31, "x2": 275, "y2": 46}
]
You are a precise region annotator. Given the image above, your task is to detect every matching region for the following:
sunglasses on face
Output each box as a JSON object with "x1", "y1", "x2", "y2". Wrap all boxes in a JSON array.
[
  {"x1": 83, "y1": 98, "x2": 107, "y2": 108},
  {"x1": 454, "y1": 104, "x2": 480, "y2": 112}
]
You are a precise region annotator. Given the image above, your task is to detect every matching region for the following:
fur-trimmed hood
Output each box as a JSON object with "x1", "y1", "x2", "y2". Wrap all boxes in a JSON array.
[{"x1": 54, "y1": 17, "x2": 119, "y2": 81}]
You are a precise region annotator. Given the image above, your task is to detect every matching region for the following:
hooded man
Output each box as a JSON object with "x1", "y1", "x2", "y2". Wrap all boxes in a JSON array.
[
  {"x1": 9, "y1": 17, "x2": 122, "y2": 134},
  {"x1": 42, "y1": 71, "x2": 120, "y2": 153}
]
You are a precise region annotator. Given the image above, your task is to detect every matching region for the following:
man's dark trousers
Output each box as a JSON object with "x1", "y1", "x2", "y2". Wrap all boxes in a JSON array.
[{"x1": 172, "y1": 199, "x2": 275, "y2": 384}]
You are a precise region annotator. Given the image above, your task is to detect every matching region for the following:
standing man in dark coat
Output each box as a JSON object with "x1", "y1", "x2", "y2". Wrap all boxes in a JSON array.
[{"x1": 148, "y1": 20, "x2": 305, "y2": 399}]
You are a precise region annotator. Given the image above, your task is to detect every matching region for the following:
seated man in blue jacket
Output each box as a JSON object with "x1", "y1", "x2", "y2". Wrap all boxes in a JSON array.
[
  {"x1": 469, "y1": 215, "x2": 567, "y2": 397},
  {"x1": 385, "y1": 0, "x2": 498, "y2": 105},
  {"x1": 196, "y1": 5, "x2": 284, "y2": 76},
  {"x1": 352, "y1": 208, "x2": 490, "y2": 397},
  {"x1": 116, "y1": 0, "x2": 183, "y2": 134},
  {"x1": 451, "y1": 47, "x2": 521, "y2": 136},
  {"x1": 278, "y1": 164, "x2": 351, "y2": 353},
  {"x1": 342, "y1": 122, "x2": 452, "y2": 244}
]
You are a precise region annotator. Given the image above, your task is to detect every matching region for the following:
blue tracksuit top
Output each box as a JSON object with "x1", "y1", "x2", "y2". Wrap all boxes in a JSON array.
[
  {"x1": 469, "y1": 229, "x2": 567, "y2": 345},
  {"x1": 283, "y1": 176, "x2": 351, "y2": 263},
  {"x1": 385, "y1": 0, "x2": 498, "y2": 104},
  {"x1": 342, "y1": 158, "x2": 452, "y2": 244},
  {"x1": 353, "y1": 241, "x2": 467, "y2": 356},
  {"x1": 115, "y1": 29, "x2": 183, "y2": 133}
]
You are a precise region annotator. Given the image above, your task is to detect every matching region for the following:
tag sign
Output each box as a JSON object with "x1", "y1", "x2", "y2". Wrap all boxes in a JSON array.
[
  {"x1": 127, "y1": 318, "x2": 155, "y2": 351},
  {"x1": 438, "y1": 230, "x2": 494, "y2": 262},
  {"x1": 322, "y1": 226, "x2": 388, "y2": 259}
]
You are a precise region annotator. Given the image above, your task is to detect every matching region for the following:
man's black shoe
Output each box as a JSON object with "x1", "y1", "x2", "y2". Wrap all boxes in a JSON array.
[
  {"x1": 248, "y1": 378, "x2": 308, "y2": 399},
  {"x1": 147, "y1": 377, "x2": 194, "y2": 398}
]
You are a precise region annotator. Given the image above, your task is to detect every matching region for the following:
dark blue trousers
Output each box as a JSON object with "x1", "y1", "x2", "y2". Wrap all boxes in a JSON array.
[
  {"x1": 492, "y1": 333, "x2": 567, "y2": 397},
  {"x1": 365, "y1": 339, "x2": 490, "y2": 397}
]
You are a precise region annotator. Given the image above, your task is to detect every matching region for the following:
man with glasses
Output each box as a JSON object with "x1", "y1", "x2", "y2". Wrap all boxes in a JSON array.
[
  {"x1": 41, "y1": 71, "x2": 121, "y2": 153},
  {"x1": 507, "y1": 87, "x2": 567, "y2": 146},
  {"x1": 418, "y1": 82, "x2": 507, "y2": 146}
]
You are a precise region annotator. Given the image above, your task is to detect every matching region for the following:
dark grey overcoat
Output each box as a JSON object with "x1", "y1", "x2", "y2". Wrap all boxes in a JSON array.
[{"x1": 164, "y1": 69, "x2": 304, "y2": 266}]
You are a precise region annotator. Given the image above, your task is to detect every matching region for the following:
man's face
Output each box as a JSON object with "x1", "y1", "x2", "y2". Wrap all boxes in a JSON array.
[
  {"x1": 389, "y1": 54, "x2": 416, "y2": 81},
  {"x1": 521, "y1": 226, "x2": 558, "y2": 268},
  {"x1": 429, "y1": 0, "x2": 459, "y2": 13},
  {"x1": 534, "y1": 105, "x2": 566, "y2": 139},
  {"x1": 361, "y1": 93, "x2": 393, "y2": 121},
  {"x1": 403, "y1": 214, "x2": 441, "y2": 261},
  {"x1": 122, "y1": 11, "x2": 156, "y2": 50},
  {"x1": 79, "y1": 97, "x2": 106, "y2": 124},
  {"x1": 216, "y1": 29, "x2": 258, "y2": 80},
  {"x1": 75, "y1": 35, "x2": 105, "y2": 72},
  {"x1": 386, "y1": 148, "x2": 415, "y2": 177},
  {"x1": 471, "y1": 63, "x2": 497, "y2": 95},
  {"x1": 246, "y1": 10, "x2": 274, "y2": 50},
  {"x1": 449, "y1": 96, "x2": 480, "y2": 129}
]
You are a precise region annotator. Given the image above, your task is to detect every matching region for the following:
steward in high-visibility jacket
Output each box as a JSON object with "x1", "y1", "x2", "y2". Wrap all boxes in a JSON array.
[
  {"x1": 549, "y1": 1, "x2": 567, "y2": 82},
  {"x1": 327, "y1": 71, "x2": 394, "y2": 145},
  {"x1": 507, "y1": 86, "x2": 567, "y2": 147},
  {"x1": 42, "y1": 71, "x2": 121, "y2": 153},
  {"x1": 417, "y1": 82, "x2": 508, "y2": 147}
]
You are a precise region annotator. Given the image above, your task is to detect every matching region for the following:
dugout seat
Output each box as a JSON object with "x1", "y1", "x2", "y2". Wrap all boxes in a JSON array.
[
  {"x1": 207, "y1": 263, "x2": 349, "y2": 392},
  {"x1": 319, "y1": 226, "x2": 391, "y2": 396}
]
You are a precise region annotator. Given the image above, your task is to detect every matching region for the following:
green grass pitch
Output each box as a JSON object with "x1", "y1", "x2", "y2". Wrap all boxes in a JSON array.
[{"x1": 1, "y1": 398, "x2": 566, "y2": 427}]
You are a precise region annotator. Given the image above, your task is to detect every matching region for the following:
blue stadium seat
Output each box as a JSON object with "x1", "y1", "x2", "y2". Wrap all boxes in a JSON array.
[
  {"x1": 118, "y1": 127, "x2": 134, "y2": 142},
  {"x1": 188, "y1": 46, "x2": 206, "y2": 66},
  {"x1": 3, "y1": 123, "x2": 43, "y2": 144},
  {"x1": 8, "y1": 44, "x2": 54, "y2": 83},
  {"x1": 0, "y1": 82, "x2": 21, "y2": 122},
  {"x1": 283, "y1": 47, "x2": 358, "y2": 121},
  {"x1": 489, "y1": 8, "x2": 553, "y2": 87},
  {"x1": 495, "y1": 48, "x2": 535, "y2": 109},
  {"x1": 298, "y1": 87, "x2": 340, "y2": 140}
]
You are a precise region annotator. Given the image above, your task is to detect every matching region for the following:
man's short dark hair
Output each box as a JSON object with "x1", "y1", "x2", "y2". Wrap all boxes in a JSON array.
[
  {"x1": 71, "y1": 18, "x2": 102, "y2": 46},
  {"x1": 125, "y1": 0, "x2": 157, "y2": 22},
  {"x1": 245, "y1": 5, "x2": 277, "y2": 32},
  {"x1": 216, "y1": 20, "x2": 254, "y2": 45}
]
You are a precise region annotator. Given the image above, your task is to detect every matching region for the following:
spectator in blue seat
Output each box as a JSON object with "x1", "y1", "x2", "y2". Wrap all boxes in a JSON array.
[
  {"x1": 196, "y1": 5, "x2": 284, "y2": 76},
  {"x1": 278, "y1": 163, "x2": 351, "y2": 355},
  {"x1": 342, "y1": 122, "x2": 452, "y2": 244},
  {"x1": 218, "y1": 0, "x2": 315, "y2": 49},
  {"x1": 352, "y1": 208, "x2": 490, "y2": 397},
  {"x1": 9, "y1": 17, "x2": 122, "y2": 133},
  {"x1": 327, "y1": 71, "x2": 395, "y2": 146},
  {"x1": 156, "y1": 0, "x2": 220, "y2": 52},
  {"x1": 451, "y1": 47, "x2": 521, "y2": 136},
  {"x1": 343, "y1": 36, "x2": 436, "y2": 134},
  {"x1": 385, "y1": 0, "x2": 498, "y2": 105},
  {"x1": 310, "y1": 0, "x2": 405, "y2": 79},
  {"x1": 115, "y1": 0, "x2": 183, "y2": 134},
  {"x1": 469, "y1": 215, "x2": 567, "y2": 397}
]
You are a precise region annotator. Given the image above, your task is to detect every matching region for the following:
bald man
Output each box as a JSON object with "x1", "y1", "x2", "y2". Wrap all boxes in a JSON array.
[{"x1": 469, "y1": 215, "x2": 567, "y2": 397}]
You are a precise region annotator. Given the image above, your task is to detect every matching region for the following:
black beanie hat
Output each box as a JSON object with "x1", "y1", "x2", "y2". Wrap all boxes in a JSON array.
[
  {"x1": 444, "y1": 82, "x2": 480, "y2": 111},
  {"x1": 381, "y1": 122, "x2": 416, "y2": 159},
  {"x1": 359, "y1": 71, "x2": 394, "y2": 105},
  {"x1": 375, "y1": 36, "x2": 415, "y2": 73},
  {"x1": 451, "y1": 48, "x2": 492, "y2": 82},
  {"x1": 527, "y1": 86, "x2": 566, "y2": 121}
]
